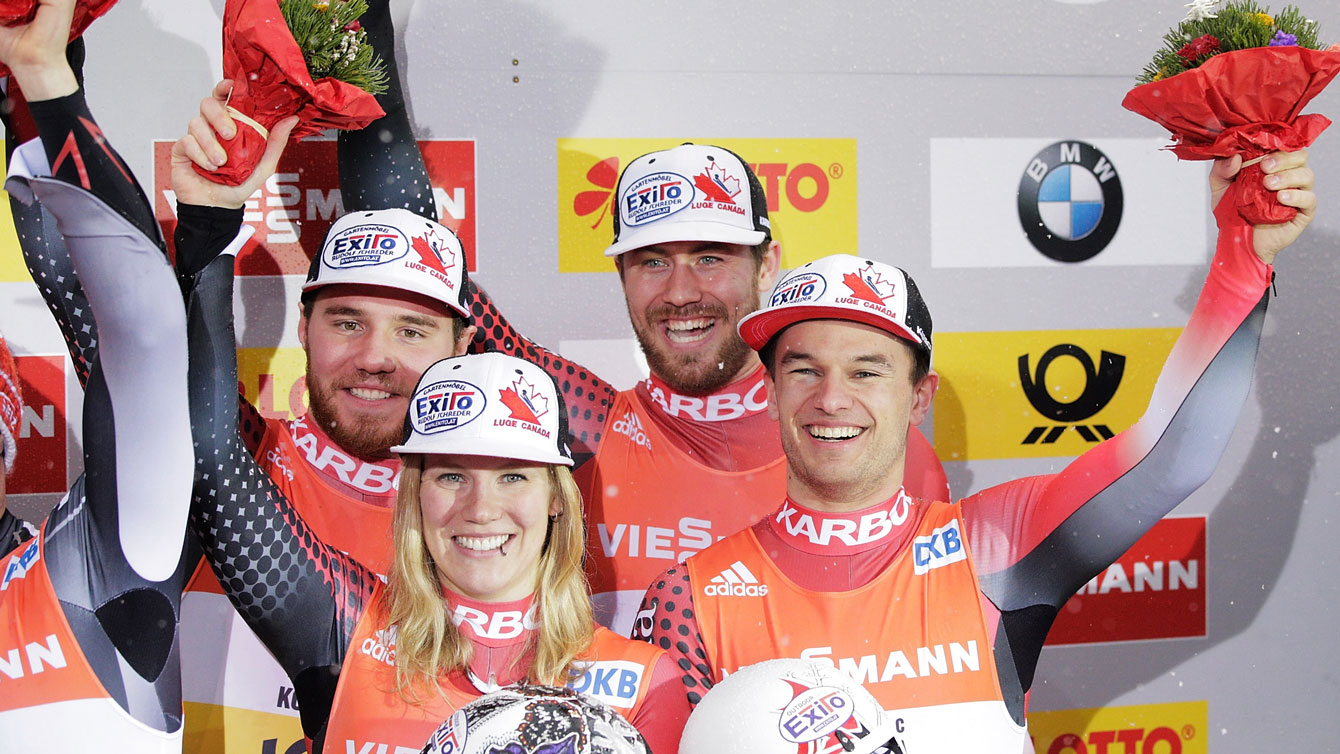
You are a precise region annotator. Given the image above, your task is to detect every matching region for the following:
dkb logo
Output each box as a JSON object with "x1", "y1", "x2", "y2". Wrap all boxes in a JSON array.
[{"x1": 1018, "y1": 344, "x2": 1125, "y2": 445}]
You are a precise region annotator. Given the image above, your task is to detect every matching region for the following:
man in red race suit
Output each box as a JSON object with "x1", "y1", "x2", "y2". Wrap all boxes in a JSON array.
[
  {"x1": 474, "y1": 143, "x2": 949, "y2": 635},
  {"x1": 638, "y1": 151, "x2": 1317, "y2": 750}
]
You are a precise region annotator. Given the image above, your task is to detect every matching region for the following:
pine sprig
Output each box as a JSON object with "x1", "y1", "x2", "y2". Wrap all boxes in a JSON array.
[
  {"x1": 1138, "y1": 1, "x2": 1326, "y2": 83},
  {"x1": 280, "y1": 0, "x2": 389, "y2": 96}
]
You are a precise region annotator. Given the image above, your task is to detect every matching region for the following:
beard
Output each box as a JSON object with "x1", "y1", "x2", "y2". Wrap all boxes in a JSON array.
[
  {"x1": 305, "y1": 369, "x2": 408, "y2": 460},
  {"x1": 631, "y1": 301, "x2": 757, "y2": 395}
]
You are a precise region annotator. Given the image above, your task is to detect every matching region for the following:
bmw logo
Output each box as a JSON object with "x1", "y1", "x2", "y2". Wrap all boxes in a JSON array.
[{"x1": 1017, "y1": 141, "x2": 1123, "y2": 263}]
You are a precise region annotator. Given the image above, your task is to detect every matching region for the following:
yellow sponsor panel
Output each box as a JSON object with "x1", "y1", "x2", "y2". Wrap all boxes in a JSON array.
[
  {"x1": 557, "y1": 138, "x2": 857, "y2": 273},
  {"x1": 934, "y1": 328, "x2": 1181, "y2": 461},
  {"x1": 183, "y1": 702, "x2": 306, "y2": 754},
  {"x1": 0, "y1": 149, "x2": 35, "y2": 284},
  {"x1": 237, "y1": 347, "x2": 308, "y2": 422},
  {"x1": 1029, "y1": 700, "x2": 1207, "y2": 753}
]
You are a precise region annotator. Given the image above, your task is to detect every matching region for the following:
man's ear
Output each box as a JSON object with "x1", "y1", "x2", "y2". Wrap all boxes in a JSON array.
[
  {"x1": 454, "y1": 325, "x2": 478, "y2": 356},
  {"x1": 297, "y1": 302, "x2": 311, "y2": 349},
  {"x1": 757, "y1": 240, "x2": 782, "y2": 293},
  {"x1": 764, "y1": 369, "x2": 779, "y2": 422},
  {"x1": 909, "y1": 371, "x2": 939, "y2": 426}
]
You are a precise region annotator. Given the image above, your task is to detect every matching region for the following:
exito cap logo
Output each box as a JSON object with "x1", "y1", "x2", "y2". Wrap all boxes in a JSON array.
[
  {"x1": 620, "y1": 171, "x2": 694, "y2": 226},
  {"x1": 411, "y1": 380, "x2": 486, "y2": 434},
  {"x1": 1019, "y1": 344, "x2": 1125, "y2": 445},
  {"x1": 499, "y1": 374, "x2": 550, "y2": 425},
  {"x1": 325, "y1": 223, "x2": 410, "y2": 269},
  {"x1": 770, "y1": 271, "x2": 827, "y2": 307},
  {"x1": 1017, "y1": 140, "x2": 1123, "y2": 263},
  {"x1": 778, "y1": 682, "x2": 857, "y2": 745}
]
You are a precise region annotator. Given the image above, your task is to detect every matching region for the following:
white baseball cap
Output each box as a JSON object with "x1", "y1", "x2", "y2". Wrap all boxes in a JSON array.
[
  {"x1": 682, "y1": 658, "x2": 904, "y2": 754},
  {"x1": 303, "y1": 208, "x2": 470, "y2": 319},
  {"x1": 738, "y1": 254, "x2": 933, "y2": 358},
  {"x1": 422, "y1": 685, "x2": 649, "y2": 754},
  {"x1": 392, "y1": 353, "x2": 572, "y2": 466},
  {"x1": 604, "y1": 143, "x2": 771, "y2": 257}
]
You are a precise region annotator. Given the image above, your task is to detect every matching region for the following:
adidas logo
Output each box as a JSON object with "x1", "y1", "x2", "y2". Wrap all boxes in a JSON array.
[
  {"x1": 703, "y1": 560, "x2": 769, "y2": 597},
  {"x1": 611, "y1": 410, "x2": 652, "y2": 450}
]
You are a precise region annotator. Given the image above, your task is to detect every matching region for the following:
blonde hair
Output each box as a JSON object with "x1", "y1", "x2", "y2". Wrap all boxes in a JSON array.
[{"x1": 385, "y1": 454, "x2": 594, "y2": 700}]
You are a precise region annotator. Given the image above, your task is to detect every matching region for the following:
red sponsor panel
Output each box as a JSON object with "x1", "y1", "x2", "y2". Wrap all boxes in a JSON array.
[
  {"x1": 9, "y1": 355, "x2": 67, "y2": 494},
  {"x1": 1047, "y1": 516, "x2": 1206, "y2": 645},
  {"x1": 153, "y1": 139, "x2": 477, "y2": 274}
]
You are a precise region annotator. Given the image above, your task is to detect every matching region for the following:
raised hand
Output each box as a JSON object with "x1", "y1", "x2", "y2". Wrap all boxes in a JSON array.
[
  {"x1": 169, "y1": 80, "x2": 298, "y2": 209},
  {"x1": 0, "y1": 0, "x2": 77, "y2": 100},
  {"x1": 1211, "y1": 150, "x2": 1317, "y2": 265}
]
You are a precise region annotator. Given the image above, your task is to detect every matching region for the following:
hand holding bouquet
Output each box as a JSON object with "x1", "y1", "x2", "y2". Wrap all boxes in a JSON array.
[
  {"x1": 196, "y1": 0, "x2": 388, "y2": 186},
  {"x1": 1122, "y1": 1, "x2": 1340, "y2": 224},
  {"x1": 0, "y1": 0, "x2": 114, "y2": 76}
]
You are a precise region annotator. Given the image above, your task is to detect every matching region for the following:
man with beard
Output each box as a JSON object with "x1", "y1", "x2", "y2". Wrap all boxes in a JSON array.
[
  {"x1": 162, "y1": 2, "x2": 476, "y2": 747},
  {"x1": 470, "y1": 143, "x2": 948, "y2": 635}
]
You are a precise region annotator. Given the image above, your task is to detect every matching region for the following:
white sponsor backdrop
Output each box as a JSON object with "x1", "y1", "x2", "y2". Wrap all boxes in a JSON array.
[
  {"x1": 0, "y1": 0, "x2": 1337, "y2": 749},
  {"x1": 931, "y1": 138, "x2": 1207, "y2": 267}
]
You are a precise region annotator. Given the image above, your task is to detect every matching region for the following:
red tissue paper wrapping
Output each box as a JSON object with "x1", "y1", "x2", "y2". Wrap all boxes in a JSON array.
[
  {"x1": 0, "y1": 0, "x2": 117, "y2": 76},
  {"x1": 1122, "y1": 45, "x2": 1340, "y2": 224},
  {"x1": 195, "y1": 0, "x2": 385, "y2": 186}
]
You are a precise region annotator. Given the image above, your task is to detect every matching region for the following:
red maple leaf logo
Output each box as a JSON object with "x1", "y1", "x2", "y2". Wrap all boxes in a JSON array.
[
  {"x1": 573, "y1": 156, "x2": 619, "y2": 230},
  {"x1": 412, "y1": 231, "x2": 456, "y2": 277},
  {"x1": 499, "y1": 376, "x2": 548, "y2": 424},
  {"x1": 693, "y1": 160, "x2": 741, "y2": 204},
  {"x1": 841, "y1": 270, "x2": 896, "y2": 305}
]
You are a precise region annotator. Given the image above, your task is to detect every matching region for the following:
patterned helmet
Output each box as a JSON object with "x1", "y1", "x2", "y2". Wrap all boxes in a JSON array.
[
  {"x1": 420, "y1": 685, "x2": 649, "y2": 754},
  {"x1": 681, "y1": 659, "x2": 906, "y2": 754}
]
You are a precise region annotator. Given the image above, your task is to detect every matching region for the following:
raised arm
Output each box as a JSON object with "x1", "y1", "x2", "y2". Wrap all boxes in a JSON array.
[
  {"x1": 1, "y1": 37, "x2": 97, "y2": 385},
  {"x1": 963, "y1": 151, "x2": 1317, "y2": 690},
  {"x1": 323, "y1": 2, "x2": 618, "y2": 465},
  {"x1": 172, "y1": 102, "x2": 377, "y2": 741},
  {"x1": 2, "y1": 0, "x2": 191, "y2": 581}
]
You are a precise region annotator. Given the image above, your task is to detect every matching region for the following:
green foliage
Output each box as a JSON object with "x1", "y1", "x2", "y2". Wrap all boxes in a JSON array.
[
  {"x1": 280, "y1": 0, "x2": 389, "y2": 95},
  {"x1": 1137, "y1": 1, "x2": 1326, "y2": 84}
]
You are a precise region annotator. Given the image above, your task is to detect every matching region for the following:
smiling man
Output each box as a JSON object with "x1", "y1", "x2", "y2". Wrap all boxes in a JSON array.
[
  {"x1": 264, "y1": 210, "x2": 476, "y2": 567},
  {"x1": 637, "y1": 152, "x2": 1317, "y2": 750},
  {"x1": 473, "y1": 143, "x2": 949, "y2": 635}
]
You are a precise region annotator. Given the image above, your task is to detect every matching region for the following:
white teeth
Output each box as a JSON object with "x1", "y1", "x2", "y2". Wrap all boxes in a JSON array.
[
  {"x1": 808, "y1": 426, "x2": 863, "y2": 440},
  {"x1": 349, "y1": 387, "x2": 392, "y2": 400},
  {"x1": 667, "y1": 318, "x2": 712, "y2": 331},
  {"x1": 455, "y1": 535, "x2": 508, "y2": 551},
  {"x1": 666, "y1": 319, "x2": 713, "y2": 343}
]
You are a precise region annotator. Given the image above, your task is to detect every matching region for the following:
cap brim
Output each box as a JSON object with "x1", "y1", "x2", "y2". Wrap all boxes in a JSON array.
[
  {"x1": 301, "y1": 277, "x2": 471, "y2": 320},
  {"x1": 391, "y1": 435, "x2": 573, "y2": 467},
  {"x1": 604, "y1": 221, "x2": 766, "y2": 257},
  {"x1": 738, "y1": 304, "x2": 928, "y2": 353}
]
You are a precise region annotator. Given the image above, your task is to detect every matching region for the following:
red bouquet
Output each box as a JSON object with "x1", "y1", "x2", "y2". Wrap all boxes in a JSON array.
[
  {"x1": 197, "y1": 0, "x2": 387, "y2": 186},
  {"x1": 1122, "y1": 2, "x2": 1340, "y2": 224},
  {"x1": 0, "y1": 0, "x2": 116, "y2": 76}
]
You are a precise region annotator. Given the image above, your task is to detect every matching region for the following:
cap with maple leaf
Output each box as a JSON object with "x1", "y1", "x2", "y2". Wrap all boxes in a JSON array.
[
  {"x1": 737, "y1": 254, "x2": 932, "y2": 358},
  {"x1": 303, "y1": 208, "x2": 470, "y2": 319},
  {"x1": 604, "y1": 143, "x2": 770, "y2": 257},
  {"x1": 392, "y1": 352, "x2": 572, "y2": 466}
]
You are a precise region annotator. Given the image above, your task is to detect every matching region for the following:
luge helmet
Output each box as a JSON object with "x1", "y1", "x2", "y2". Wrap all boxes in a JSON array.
[
  {"x1": 680, "y1": 659, "x2": 905, "y2": 754},
  {"x1": 420, "y1": 685, "x2": 649, "y2": 754}
]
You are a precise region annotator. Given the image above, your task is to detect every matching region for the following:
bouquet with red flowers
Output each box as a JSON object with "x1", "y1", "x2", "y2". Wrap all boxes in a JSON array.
[
  {"x1": 0, "y1": 0, "x2": 116, "y2": 76},
  {"x1": 197, "y1": 0, "x2": 387, "y2": 186},
  {"x1": 1122, "y1": 1, "x2": 1340, "y2": 224}
]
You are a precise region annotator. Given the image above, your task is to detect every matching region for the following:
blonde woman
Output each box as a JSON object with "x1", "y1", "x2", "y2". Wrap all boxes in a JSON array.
[{"x1": 179, "y1": 246, "x2": 690, "y2": 751}]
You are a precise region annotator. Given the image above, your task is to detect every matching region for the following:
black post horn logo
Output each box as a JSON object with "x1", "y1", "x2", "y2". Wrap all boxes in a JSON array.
[{"x1": 1018, "y1": 344, "x2": 1125, "y2": 444}]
